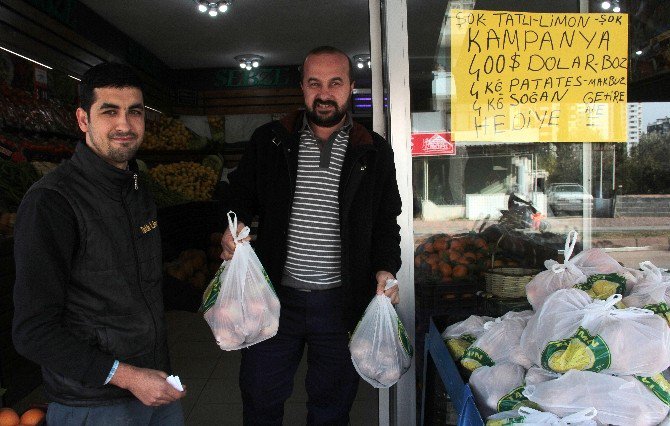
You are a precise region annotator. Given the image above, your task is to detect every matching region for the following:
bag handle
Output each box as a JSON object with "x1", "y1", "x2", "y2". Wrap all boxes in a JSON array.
[
  {"x1": 561, "y1": 407, "x2": 598, "y2": 422},
  {"x1": 227, "y1": 211, "x2": 250, "y2": 244},
  {"x1": 545, "y1": 230, "x2": 582, "y2": 275}
]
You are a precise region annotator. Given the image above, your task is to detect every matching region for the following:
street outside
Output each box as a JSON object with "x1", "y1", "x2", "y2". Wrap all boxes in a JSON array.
[{"x1": 414, "y1": 216, "x2": 670, "y2": 269}]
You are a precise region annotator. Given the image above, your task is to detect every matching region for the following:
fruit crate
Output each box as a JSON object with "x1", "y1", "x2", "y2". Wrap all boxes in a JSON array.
[{"x1": 421, "y1": 316, "x2": 484, "y2": 426}]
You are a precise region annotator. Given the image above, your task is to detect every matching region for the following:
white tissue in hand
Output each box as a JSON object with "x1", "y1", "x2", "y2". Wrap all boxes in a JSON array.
[{"x1": 166, "y1": 375, "x2": 183, "y2": 391}]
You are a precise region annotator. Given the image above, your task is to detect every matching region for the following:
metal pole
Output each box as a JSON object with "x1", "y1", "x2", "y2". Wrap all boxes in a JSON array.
[
  {"x1": 368, "y1": 1, "x2": 391, "y2": 423},
  {"x1": 381, "y1": 0, "x2": 416, "y2": 424}
]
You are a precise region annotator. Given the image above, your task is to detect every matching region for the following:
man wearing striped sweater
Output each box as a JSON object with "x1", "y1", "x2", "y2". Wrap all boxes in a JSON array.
[{"x1": 222, "y1": 46, "x2": 402, "y2": 425}]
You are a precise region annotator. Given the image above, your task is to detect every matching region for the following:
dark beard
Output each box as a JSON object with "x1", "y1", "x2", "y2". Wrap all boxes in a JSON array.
[{"x1": 305, "y1": 98, "x2": 350, "y2": 128}]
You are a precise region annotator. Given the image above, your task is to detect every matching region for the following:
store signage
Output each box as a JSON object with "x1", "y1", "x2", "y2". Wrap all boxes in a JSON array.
[
  {"x1": 450, "y1": 10, "x2": 628, "y2": 143},
  {"x1": 411, "y1": 132, "x2": 455, "y2": 156}
]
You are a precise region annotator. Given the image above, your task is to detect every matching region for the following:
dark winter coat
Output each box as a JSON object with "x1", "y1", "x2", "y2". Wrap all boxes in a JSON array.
[{"x1": 227, "y1": 111, "x2": 402, "y2": 329}]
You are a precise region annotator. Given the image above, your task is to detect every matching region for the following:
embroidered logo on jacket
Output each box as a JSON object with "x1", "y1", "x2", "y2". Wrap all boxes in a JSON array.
[{"x1": 140, "y1": 220, "x2": 158, "y2": 234}]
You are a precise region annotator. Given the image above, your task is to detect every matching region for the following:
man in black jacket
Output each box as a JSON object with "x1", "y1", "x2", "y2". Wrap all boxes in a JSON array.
[
  {"x1": 12, "y1": 63, "x2": 185, "y2": 425},
  {"x1": 221, "y1": 46, "x2": 402, "y2": 425}
]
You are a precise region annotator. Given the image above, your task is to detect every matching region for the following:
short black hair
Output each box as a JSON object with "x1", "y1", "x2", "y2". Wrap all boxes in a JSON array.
[
  {"x1": 300, "y1": 46, "x2": 354, "y2": 82},
  {"x1": 79, "y1": 62, "x2": 144, "y2": 113}
]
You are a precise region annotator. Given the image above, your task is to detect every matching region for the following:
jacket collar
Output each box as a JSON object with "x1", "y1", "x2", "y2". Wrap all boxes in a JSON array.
[
  {"x1": 278, "y1": 110, "x2": 374, "y2": 148},
  {"x1": 70, "y1": 142, "x2": 137, "y2": 195}
]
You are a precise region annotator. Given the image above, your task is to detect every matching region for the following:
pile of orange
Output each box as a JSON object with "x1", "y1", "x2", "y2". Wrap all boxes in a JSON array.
[
  {"x1": 415, "y1": 233, "x2": 490, "y2": 283},
  {"x1": 0, "y1": 407, "x2": 45, "y2": 426}
]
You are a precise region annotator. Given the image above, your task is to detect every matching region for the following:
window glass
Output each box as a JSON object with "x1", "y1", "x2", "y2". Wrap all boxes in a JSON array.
[{"x1": 409, "y1": 1, "x2": 670, "y2": 419}]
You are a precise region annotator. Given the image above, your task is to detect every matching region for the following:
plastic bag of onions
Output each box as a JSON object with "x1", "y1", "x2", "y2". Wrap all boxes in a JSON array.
[
  {"x1": 349, "y1": 280, "x2": 413, "y2": 388},
  {"x1": 200, "y1": 211, "x2": 280, "y2": 350}
]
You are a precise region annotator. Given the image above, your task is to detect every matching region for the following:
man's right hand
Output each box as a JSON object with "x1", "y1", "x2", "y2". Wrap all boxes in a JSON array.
[
  {"x1": 109, "y1": 363, "x2": 185, "y2": 406},
  {"x1": 220, "y1": 221, "x2": 248, "y2": 260}
]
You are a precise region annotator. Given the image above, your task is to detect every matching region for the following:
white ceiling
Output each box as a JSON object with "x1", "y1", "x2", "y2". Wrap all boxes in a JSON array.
[{"x1": 78, "y1": 0, "x2": 373, "y2": 70}]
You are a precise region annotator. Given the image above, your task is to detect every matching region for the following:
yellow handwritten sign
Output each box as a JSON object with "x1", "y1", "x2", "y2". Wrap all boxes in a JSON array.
[{"x1": 451, "y1": 10, "x2": 628, "y2": 142}]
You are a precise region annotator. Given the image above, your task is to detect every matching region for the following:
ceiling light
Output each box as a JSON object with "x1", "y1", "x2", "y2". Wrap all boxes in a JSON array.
[
  {"x1": 601, "y1": 1, "x2": 611, "y2": 10},
  {"x1": 635, "y1": 49, "x2": 643, "y2": 55},
  {"x1": 235, "y1": 54, "x2": 263, "y2": 70},
  {"x1": 612, "y1": 2, "x2": 621, "y2": 12},
  {"x1": 194, "y1": 1, "x2": 231, "y2": 16},
  {"x1": 353, "y1": 54, "x2": 371, "y2": 70},
  {"x1": 68, "y1": 74, "x2": 80, "y2": 81},
  {"x1": 0, "y1": 45, "x2": 52, "y2": 69}
]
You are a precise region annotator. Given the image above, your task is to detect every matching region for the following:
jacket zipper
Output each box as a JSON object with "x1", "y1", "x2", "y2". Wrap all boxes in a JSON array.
[
  {"x1": 121, "y1": 189, "x2": 159, "y2": 367},
  {"x1": 133, "y1": 173, "x2": 138, "y2": 190}
]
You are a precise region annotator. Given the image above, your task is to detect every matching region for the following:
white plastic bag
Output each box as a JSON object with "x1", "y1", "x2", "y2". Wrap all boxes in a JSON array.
[
  {"x1": 461, "y1": 311, "x2": 533, "y2": 371},
  {"x1": 523, "y1": 370, "x2": 669, "y2": 426},
  {"x1": 441, "y1": 314, "x2": 494, "y2": 360},
  {"x1": 487, "y1": 406, "x2": 597, "y2": 426},
  {"x1": 525, "y1": 366, "x2": 561, "y2": 386},
  {"x1": 469, "y1": 363, "x2": 528, "y2": 418},
  {"x1": 525, "y1": 231, "x2": 588, "y2": 310},
  {"x1": 349, "y1": 280, "x2": 413, "y2": 388},
  {"x1": 622, "y1": 261, "x2": 670, "y2": 325},
  {"x1": 520, "y1": 289, "x2": 670, "y2": 376},
  {"x1": 201, "y1": 211, "x2": 280, "y2": 350}
]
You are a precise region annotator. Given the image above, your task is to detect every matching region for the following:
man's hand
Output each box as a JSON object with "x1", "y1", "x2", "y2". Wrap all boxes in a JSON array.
[
  {"x1": 220, "y1": 221, "x2": 249, "y2": 260},
  {"x1": 109, "y1": 363, "x2": 185, "y2": 407},
  {"x1": 375, "y1": 271, "x2": 400, "y2": 305}
]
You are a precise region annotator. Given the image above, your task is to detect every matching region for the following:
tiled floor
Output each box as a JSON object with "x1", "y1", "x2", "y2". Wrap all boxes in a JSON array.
[
  {"x1": 165, "y1": 310, "x2": 379, "y2": 425},
  {"x1": 14, "y1": 310, "x2": 379, "y2": 425}
]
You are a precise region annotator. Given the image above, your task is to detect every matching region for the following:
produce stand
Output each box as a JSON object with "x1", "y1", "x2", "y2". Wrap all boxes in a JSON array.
[{"x1": 421, "y1": 317, "x2": 484, "y2": 426}]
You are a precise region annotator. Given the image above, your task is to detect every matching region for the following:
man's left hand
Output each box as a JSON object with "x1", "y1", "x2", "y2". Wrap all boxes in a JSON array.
[{"x1": 375, "y1": 271, "x2": 399, "y2": 305}]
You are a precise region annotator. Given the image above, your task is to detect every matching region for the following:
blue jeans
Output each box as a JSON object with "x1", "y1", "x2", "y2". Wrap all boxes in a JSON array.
[
  {"x1": 239, "y1": 286, "x2": 360, "y2": 426},
  {"x1": 46, "y1": 399, "x2": 184, "y2": 426}
]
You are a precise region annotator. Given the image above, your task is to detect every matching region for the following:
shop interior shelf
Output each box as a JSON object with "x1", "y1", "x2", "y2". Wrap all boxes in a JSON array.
[{"x1": 421, "y1": 317, "x2": 484, "y2": 426}]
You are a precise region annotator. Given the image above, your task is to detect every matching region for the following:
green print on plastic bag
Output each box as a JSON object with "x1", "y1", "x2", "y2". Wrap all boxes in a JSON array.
[
  {"x1": 496, "y1": 386, "x2": 537, "y2": 413},
  {"x1": 643, "y1": 302, "x2": 670, "y2": 326},
  {"x1": 461, "y1": 346, "x2": 495, "y2": 370},
  {"x1": 397, "y1": 318, "x2": 414, "y2": 357},
  {"x1": 541, "y1": 326, "x2": 611, "y2": 373},
  {"x1": 636, "y1": 374, "x2": 670, "y2": 406},
  {"x1": 573, "y1": 273, "x2": 626, "y2": 300},
  {"x1": 199, "y1": 263, "x2": 227, "y2": 313}
]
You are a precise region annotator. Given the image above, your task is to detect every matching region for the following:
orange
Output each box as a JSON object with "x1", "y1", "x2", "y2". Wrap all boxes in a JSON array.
[
  {"x1": 0, "y1": 408, "x2": 19, "y2": 426},
  {"x1": 19, "y1": 408, "x2": 44, "y2": 426},
  {"x1": 453, "y1": 265, "x2": 469, "y2": 279},
  {"x1": 433, "y1": 238, "x2": 448, "y2": 253},
  {"x1": 448, "y1": 251, "x2": 462, "y2": 262},
  {"x1": 439, "y1": 263, "x2": 452, "y2": 279}
]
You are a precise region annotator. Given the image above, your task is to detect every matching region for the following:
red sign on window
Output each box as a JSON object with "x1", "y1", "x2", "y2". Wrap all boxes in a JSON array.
[{"x1": 411, "y1": 132, "x2": 455, "y2": 156}]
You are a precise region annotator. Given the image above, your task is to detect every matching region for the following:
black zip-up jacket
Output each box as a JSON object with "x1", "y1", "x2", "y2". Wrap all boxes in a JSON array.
[
  {"x1": 227, "y1": 111, "x2": 402, "y2": 329},
  {"x1": 12, "y1": 142, "x2": 169, "y2": 406}
]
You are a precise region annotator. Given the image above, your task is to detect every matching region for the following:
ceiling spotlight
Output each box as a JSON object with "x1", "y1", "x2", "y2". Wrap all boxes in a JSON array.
[
  {"x1": 235, "y1": 54, "x2": 264, "y2": 71},
  {"x1": 353, "y1": 54, "x2": 372, "y2": 70},
  {"x1": 194, "y1": 1, "x2": 231, "y2": 16},
  {"x1": 635, "y1": 49, "x2": 643, "y2": 55},
  {"x1": 612, "y1": 5, "x2": 621, "y2": 12},
  {"x1": 601, "y1": 1, "x2": 611, "y2": 10}
]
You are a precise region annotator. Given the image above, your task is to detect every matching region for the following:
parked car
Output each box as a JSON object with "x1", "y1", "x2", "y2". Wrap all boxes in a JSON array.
[{"x1": 547, "y1": 183, "x2": 593, "y2": 216}]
